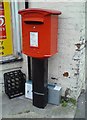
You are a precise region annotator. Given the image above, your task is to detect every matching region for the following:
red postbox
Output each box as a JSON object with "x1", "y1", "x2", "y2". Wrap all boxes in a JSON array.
[{"x1": 18, "y1": 8, "x2": 61, "y2": 58}]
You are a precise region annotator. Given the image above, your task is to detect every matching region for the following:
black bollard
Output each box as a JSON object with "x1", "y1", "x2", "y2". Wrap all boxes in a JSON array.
[{"x1": 32, "y1": 58, "x2": 48, "y2": 108}]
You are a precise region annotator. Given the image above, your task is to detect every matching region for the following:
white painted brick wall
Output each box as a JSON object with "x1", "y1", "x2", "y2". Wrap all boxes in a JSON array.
[{"x1": 29, "y1": 1, "x2": 86, "y2": 99}]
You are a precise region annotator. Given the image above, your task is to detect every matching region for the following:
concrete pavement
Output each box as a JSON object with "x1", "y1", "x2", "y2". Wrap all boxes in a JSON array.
[
  {"x1": 74, "y1": 91, "x2": 85, "y2": 119},
  {"x1": 2, "y1": 92, "x2": 76, "y2": 118}
]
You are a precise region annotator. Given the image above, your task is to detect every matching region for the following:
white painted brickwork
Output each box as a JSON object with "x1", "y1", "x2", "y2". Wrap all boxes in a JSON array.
[{"x1": 29, "y1": 1, "x2": 86, "y2": 99}]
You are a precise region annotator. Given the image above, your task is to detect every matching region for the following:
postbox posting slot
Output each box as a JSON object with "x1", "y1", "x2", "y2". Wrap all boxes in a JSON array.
[{"x1": 23, "y1": 17, "x2": 44, "y2": 24}]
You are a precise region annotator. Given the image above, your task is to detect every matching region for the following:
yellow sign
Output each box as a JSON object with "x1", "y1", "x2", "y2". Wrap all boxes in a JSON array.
[{"x1": 0, "y1": 1, "x2": 13, "y2": 56}]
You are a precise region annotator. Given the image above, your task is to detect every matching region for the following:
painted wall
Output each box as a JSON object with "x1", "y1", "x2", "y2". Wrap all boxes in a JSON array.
[{"x1": 29, "y1": 0, "x2": 86, "y2": 99}]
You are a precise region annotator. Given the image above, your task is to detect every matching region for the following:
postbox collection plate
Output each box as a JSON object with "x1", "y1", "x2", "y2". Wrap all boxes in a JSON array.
[{"x1": 30, "y1": 32, "x2": 38, "y2": 47}]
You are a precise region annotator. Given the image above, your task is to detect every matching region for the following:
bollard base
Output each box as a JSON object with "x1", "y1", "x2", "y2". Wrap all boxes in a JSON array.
[{"x1": 33, "y1": 91, "x2": 48, "y2": 108}]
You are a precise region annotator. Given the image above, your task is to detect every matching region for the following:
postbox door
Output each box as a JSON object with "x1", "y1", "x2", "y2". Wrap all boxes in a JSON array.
[{"x1": 22, "y1": 13, "x2": 51, "y2": 58}]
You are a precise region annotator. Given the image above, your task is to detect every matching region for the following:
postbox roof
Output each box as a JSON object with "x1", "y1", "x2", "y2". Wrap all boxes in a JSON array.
[{"x1": 18, "y1": 8, "x2": 62, "y2": 15}]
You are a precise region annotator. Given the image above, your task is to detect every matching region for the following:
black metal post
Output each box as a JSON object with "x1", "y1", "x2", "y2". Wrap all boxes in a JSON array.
[{"x1": 32, "y1": 58, "x2": 48, "y2": 108}]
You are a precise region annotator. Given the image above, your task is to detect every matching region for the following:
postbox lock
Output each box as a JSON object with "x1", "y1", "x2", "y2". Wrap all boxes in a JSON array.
[{"x1": 33, "y1": 26, "x2": 36, "y2": 29}]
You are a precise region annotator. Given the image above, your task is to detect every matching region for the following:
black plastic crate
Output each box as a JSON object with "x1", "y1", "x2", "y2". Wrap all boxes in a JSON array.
[{"x1": 4, "y1": 70, "x2": 26, "y2": 99}]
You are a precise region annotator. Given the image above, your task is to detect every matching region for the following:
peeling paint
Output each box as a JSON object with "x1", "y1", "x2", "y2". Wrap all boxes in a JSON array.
[
  {"x1": 51, "y1": 77, "x2": 58, "y2": 80},
  {"x1": 75, "y1": 43, "x2": 81, "y2": 49},
  {"x1": 63, "y1": 72, "x2": 69, "y2": 77}
]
